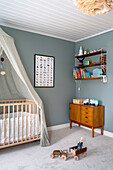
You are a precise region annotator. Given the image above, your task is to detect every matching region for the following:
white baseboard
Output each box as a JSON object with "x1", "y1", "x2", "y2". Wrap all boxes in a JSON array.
[
  {"x1": 102, "y1": 130, "x2": 113, "y2": 138},
  {"x1": 47, "y1": 123, "x2": 69, "y2": 131},
  {"x1": 48, "y1": 123, "x2": 113, "y2": 138}
]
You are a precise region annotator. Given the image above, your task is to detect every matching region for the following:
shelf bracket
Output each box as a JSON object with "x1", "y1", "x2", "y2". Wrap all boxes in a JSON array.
[{"x1": 77, "y1": 58, "x2": 84, "y2": 65}]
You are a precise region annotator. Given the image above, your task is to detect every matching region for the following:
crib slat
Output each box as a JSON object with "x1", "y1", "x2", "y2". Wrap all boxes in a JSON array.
[
  {"x1": 33, "y1": 105, "x2": 35, "y2": 139},
  {"x1": 17, "y1": 105, "x2": 19, "y2": 143},
  {"x1": 13, "y1": 105, "x2": 15, "y2": 144},
  {"x1": 2, "y1": 106, "x2": 3, "y2": 114},
  {"x1": 29, "y1": 104, "x2": 31, "y2": 140},
  {"x1": 25, "y1": 105, "x2": 27, "y2": 140},
  {"x1": 39, "y1": 108, "x2": 42, "y2": 134},
  {"x1": 21, "y1": 105, "x2": 23, "y2": 141},
  {"x1": 3, "y1": 106, "x2": 5, "y2": 145},
  {"x1": 8, "y1": 106, "x2": 10, "y2": 144},
  {"x1": 6, "y1": 106, "x2": 8, "y2": 116},
  {"x1": 37, "y1": 106, "x2": 39, "y2": 138}
]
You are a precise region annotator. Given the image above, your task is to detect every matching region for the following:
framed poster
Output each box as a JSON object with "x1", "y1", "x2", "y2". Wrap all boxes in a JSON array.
[{"x1": 34, "y1": 54, "x2": 55, "y2": 87}]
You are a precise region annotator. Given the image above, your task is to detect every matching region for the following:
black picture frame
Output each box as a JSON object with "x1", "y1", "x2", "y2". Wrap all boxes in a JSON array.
[{"x1": 34, "y1": 54, "x2": 55, "y2": 88}]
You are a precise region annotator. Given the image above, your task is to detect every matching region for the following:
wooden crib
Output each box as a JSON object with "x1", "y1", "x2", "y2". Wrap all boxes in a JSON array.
[{"x1": 0, "y1": 99, "x2": 40, "y2": 149}]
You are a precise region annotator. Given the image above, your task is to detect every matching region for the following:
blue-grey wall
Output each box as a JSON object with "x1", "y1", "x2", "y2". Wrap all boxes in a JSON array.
[
  {"x1": 2, "y1": 25, "x2": 112, "y2": 133},
  {"x1": 75, "y1": 31, "x2": 113, "y2": 133},
  {"x1": 1, "y1": 26, "x2": 75, "y2": 127}
]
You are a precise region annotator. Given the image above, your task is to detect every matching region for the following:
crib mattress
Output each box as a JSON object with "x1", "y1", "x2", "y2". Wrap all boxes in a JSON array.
[{"x1": 0, "y1": 112, "x2": 40, "y2": 144}]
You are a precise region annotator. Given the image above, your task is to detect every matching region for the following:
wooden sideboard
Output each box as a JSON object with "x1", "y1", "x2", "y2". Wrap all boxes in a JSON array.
[{"x1": 69, "y1": 103, "x2": 104, "y2": 137}]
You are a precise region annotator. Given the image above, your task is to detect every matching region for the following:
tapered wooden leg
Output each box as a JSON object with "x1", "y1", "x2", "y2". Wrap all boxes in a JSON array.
[
  {"x1": 101, "y1": 126, "x2": 103, "y2": 135},
  {"x1": 70, "y1": 120, "x2": 72, "y2": 129},
  {"x1": 92, "y1": 127, "x2": 94, "y2": 137},
  {"x1": 78, "y1": 124, "x2": 80, "y2": 127}
]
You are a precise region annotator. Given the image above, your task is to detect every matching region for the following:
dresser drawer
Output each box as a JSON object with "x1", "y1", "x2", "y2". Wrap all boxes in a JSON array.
[
  {"x1": 81, "y1": 106, "x2": 93, "y2": 113},
  {"x1": 81, "y1": 117, "x2": 93, "y2": 126},
  {"x1": 81, "y1": 114, "x2": 93, "y2": 121},
  {"x1": 81, "y1": 110, "x2": 93, "y2": 117}
]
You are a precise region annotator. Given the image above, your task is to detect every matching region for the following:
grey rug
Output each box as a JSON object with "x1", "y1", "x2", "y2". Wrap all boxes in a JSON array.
[{"x1": 0, "y1": 126, "x2": 113, "y2": 170}]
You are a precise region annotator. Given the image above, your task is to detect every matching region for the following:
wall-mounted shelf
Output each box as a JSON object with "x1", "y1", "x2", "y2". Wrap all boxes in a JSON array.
[
  {"x1": 75, "y1": 62, "x2": 102, "y2": 68},
  {"x1": 75, "y1": 50, "x2": 106, "y2": 59},
  {"x1": 73, "y1": 49, "x2": 107, "y2": 81},
  {"x1": 75, "y1": 77, "x2": 102, "y2": 80}
]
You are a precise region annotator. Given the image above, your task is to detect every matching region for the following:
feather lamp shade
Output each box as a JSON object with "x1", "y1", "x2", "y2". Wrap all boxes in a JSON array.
[{"x1": 73, "y1": 0, "x2": 113, "y2": 15}]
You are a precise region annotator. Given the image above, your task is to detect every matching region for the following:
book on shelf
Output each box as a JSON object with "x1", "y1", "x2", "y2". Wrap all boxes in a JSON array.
[{"x1": 73, "y1": 68, "x2": 93, "y2": 79}]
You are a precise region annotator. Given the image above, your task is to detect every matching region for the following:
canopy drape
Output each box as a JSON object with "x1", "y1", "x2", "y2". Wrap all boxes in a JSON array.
[{"x1": 0, "y1": 27, "x2": 50, "y2": 146}]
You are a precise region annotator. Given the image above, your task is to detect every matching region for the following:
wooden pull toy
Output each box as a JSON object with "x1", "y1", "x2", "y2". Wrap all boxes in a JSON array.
[{"x1": 50, "y1": 137, "x2": 87, "y2": 161}]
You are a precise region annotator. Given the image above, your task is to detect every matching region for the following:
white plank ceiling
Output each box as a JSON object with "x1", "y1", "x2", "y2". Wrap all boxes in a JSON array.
[{"x1": 0, "y1": 0, "x2": 113, "y2": 42}]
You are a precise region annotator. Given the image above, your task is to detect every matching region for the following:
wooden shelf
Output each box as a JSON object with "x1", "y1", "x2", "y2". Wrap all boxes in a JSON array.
[
  {"x1": 75, "y1": 63, "x2": 102, "y2": 68},
  {"x1": 75, "y1": 50, "x2": 106, "y2": 59},
  {"x1": 75, "y1": 77, "x2": 102, "y2": 80}
]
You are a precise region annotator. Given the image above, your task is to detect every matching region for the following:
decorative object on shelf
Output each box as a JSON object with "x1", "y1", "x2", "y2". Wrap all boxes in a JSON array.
[
  {"x1": 90, "y1": 50, "x2": 92, "y2": 53},
  {"x1": 100, "y1": 55, "x2": 106, "y2": 64},
  {"x1": 84, "y1": 49, "x2": 87, "y2": 55},
  {"x1": 101, "y1": 65, "x2": 106, "y2": 75},
  {"x1": 84, "y1": 60, "x2": 91, "y2": 65},
  {"x1": 34, "y1": 54, "x2": 55, "y2": 87},
  {"x1": 78, "y1": 46, "x2": 83, "y2": 56},
  {"x1": 89, "y1": 99, "x2": 99, "y2": 106},
  {"x1": 103, "y1": 75, "x2": 107, "y2": 83},
  {"x1": 83, "y1": 99, "x2": 99, "y2": 106},
  {"x1": 73, "y1": 98, "x2": 99, "y2": 106},
  {"x1": 73, "y1": 99, "x2": 86, "y2": 104},
  {"x1": 83, "y1": 99, "x2": 90, "y2": 105},
  {"x1": 79, "y1": 62, "x2": 83, "y2": 66},
  {"x1": 76, "y1": 46, "x2": 84, "y2": 65},
  {"x1": 93, "y1": 68, "x2": 103, "y2": 78},
  {"x1": 98, "y1": 48, "x2": 101, "y2": 51},
  {"x1": 73, "y1": 0, "x2": 113, "y2": 15}
]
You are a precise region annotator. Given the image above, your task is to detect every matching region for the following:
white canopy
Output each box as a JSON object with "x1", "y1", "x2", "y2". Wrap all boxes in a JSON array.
[{"x1": 0, "y1": 27, "x2": 50, "y2": 146}]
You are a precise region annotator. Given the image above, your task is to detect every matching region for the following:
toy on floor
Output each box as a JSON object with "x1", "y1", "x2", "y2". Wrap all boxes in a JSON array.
[
  {"x1": 69, "y1": 144, "x2": 87, "y2": 161},
  {"x1": 77, "y1": 137, "x2": 83, "y2": 150},
  {"x1": 50, "y1": 150, "x2": 68, "y2": 159},
  {"x1": 50, "y1": 137, "x2": 87, "y2": 161}
]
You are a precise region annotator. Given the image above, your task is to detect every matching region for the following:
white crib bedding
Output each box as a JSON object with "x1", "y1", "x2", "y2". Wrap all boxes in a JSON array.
[{"x1": 0, "y1": 112, "x2": 40, "y2": 144}]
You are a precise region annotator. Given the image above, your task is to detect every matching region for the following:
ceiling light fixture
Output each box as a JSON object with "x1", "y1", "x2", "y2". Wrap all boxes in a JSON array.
[{"x1": 73, "y1": 0, "x2": 113, "y2": 15}]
